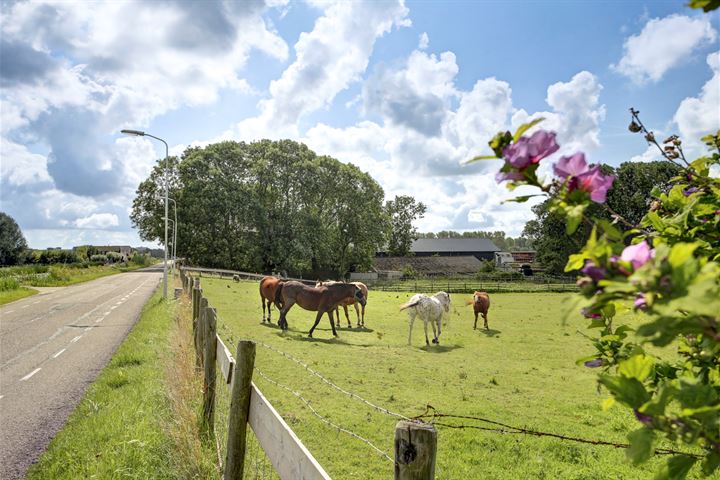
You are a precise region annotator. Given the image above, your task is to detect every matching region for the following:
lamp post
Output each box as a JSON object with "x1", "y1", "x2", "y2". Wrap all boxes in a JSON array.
[
  {"x1": 166, "y1": 218, "x2": 175, "y2": 273},
  {"x1": 121, "y1": 129, "x2": 169, "y2": 299},
  {"x1": 168, "y1": 197, "x2": 178, "y2": 271}
]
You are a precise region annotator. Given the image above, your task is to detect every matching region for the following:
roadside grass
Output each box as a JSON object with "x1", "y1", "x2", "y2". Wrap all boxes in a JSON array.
[
  {"x1": 0, "y1": 286, "x2": 38, "y2": 305},
  {"x1": 197, "y1": 277, "x2": 703, "y2": 479},
  {"x1": 25, "y1": 288, "x2": 183, "y2": 480}
]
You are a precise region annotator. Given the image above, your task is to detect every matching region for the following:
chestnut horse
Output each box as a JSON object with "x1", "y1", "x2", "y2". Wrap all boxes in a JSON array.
[
  {"x1": 274, "y1": 281, "x2": 366, "y2": 337},
  {"x1": 259, "y1": 276, "x2": 283, "y2": 323},
  {"x1": 466, "y1": 291, "x2": 490, "y2": 330},
  {"x1": 315, "y1": 280, "x2": 369, "y2": 327}
]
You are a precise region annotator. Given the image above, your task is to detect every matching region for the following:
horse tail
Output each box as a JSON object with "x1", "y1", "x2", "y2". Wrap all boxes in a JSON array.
[
  {"x1": 273, "y1": 281, "x2": 285, "y2": 309},
  {"x1": 399, "y1": 299, "x2": 421, "y2": 311}
]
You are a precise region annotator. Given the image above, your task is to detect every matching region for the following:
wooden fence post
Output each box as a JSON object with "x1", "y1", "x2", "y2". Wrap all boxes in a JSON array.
[
  {"x1": 224, "y1": 341, "x2": 256, "y2": 480},
  {"x1": 195, "y1": 297, "x2": 208, "y2": 368},
  {"x1": 394, "y1": 421, "x2": 437, "y2": 480},
  {"x1": 202, "y1": 307, "x2": 217, "y2": 437}
]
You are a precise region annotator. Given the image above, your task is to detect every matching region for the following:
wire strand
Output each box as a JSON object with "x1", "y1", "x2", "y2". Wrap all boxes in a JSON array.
[{"x1": 256, "y1": 368, "x2": 394, "y2": 463}]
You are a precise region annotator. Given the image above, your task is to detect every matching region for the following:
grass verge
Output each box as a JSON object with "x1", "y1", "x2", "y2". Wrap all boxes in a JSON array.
[
  {"x1": 26, "y1": 288, "x2": 180, "y2": 479},
  {"x1": 0, "y1": 286, "x2": 38, "y2": 305}
]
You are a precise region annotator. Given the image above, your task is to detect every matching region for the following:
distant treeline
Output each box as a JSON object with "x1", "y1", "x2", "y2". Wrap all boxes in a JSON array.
[{"x1": 416, "y1": 231, "x2": 532, "y2": 251}]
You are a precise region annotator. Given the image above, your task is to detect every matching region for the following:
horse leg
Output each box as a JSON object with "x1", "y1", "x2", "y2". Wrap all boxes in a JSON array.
[
  {"x1": 353, "y1": 303, "x2": 361, "y2": 327},
  {"x1": 343, "y1": 305, "x2": 351, "y2": 328},
  {"x1": 279, "y1": 299, "x2": 295, "y2": 331},
  {"x1": 423, "y1": 319, "x2": 430, "y2": 346},
  {"x1": 407, "y1": 312, "x2": 415, "y2": 346},
  {"x1": 483, "y1": 312, "x2": 489, "y2": 330},
  {"x1": 473, "y1": 310, "x2": 478, "y2": 330},
  {"x1": 435, "y1": 316, "x2": 441, "y2": 344},
  {"x1": 267, "y1": 299, "x2": 272, "y2": 323},
  {"x1": 335, "y1": 306, "x2": 341, "y2": 328},
  {"x1": 308, "y1": 311, "x2": 324, "y2": 338},
  {"x1": 329, "y1": 309, "x2": 338, "y2": 337},
  {"x1": 360, "y1": 303, "x2": 365, "y2": 327},
  {"x1": 431, "y1": 318, "x2": 438, "y2": 344},
  {"x1": 261, "y1": 295, "x2": 266, "y2": 323}
]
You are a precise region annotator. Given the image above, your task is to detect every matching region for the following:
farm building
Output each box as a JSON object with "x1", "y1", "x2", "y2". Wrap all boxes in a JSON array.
[
  {"x1": 377, "y1": 238, "x2": 501, "y2": 261},
  {"x1": 374, "y1": 255, "x2": 483, "y2": 277}
]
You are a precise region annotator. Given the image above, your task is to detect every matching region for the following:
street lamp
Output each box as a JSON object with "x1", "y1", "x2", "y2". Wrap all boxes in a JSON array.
[
  {"x1": 166, "y1": 218, "x2": 175, "y2": 273},
  {"x1": 168, "y1": 197, "x2": 178, "y2": 271},
  {"x1": 121, "y1": 129, "x2": 169, "y2": 299}
]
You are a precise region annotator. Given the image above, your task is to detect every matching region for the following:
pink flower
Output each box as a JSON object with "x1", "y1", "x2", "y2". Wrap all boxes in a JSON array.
[
  {"x1": 553, "y1": 152, "x2": 589, "y2": 178},
  {"x1": 634, "y1": 294, "x2": 648, "y2": 310},
  {"x1": 553, "y1": 152, "x2": 614, "y2": 203},
  {"x1": 576, "y1": 166, "x2": 615, "y2": 203},
  {"x1": 502, "y1": 130, "x2": 559, "y2": 169},
  {"x1": 495, "y1": 170, "x2": 525, "y2": 183},
  {"x1": 621, "y1": 241, "x2": 653, "y2": 270}
]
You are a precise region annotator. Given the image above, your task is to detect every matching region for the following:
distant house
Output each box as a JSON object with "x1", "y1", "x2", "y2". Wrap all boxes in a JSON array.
[
  {"x1": 378, "y1": 238, "x2": 501, "y2": 262},
  {"x1": 90, "y1": 245, "x2": 134, "y2": 261}
]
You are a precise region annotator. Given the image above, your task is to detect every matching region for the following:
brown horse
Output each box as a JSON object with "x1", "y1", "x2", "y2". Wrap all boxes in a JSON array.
[
  {"x1": 466, "y1": 291, "x2": 490, "y2": 330},
  {"x1": 315, "y1": 280, "x2": 369, "y2": 327},
  {"x1": 274, "y1": 281, "x2": 366, "y2": 337},
  {"x1": 259, "y1": 276, "x2": 283, "y2": 323}
]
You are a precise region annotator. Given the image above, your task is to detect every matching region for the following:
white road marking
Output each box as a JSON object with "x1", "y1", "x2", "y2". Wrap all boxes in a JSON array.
[
  {"x1": 20, "y1": 368, "x2": 41, "y2": 381},
  {"x1": 84, "y1": 327, "x2": 92, "y2": 332},
  {"x1": 53, "y1": 349, "x2": 66, "y2": 358},
  {"x1": 95, "y1": 318, "x2": 103, "y2": 323},
  {"x1": 115, "y1": 301, "x2": 122, "y2": 306},
  {"x1": 110, "y1": 306, "x2": 117, "y2": 310},
  {"x1": 104, "y1": 311, "x2": 111, "y2": 315},
  {"x1": 0, "y1": 395, "x2": 4, "y2": 400},
  {"x1": 71, "y1": 335, "x2": 82, "y2": 343}
]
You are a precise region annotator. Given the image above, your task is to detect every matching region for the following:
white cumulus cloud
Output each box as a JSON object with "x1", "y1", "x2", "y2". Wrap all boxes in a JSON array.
[
  {"x1": 612, "y1": 14, "x2": 717, "y2": 84},
  {"x1": 74, "y1": 213, "x2": 120, "y2": 229},
  {"x1": 674, "y1": 51, "x2": 720, "y2": 151}
]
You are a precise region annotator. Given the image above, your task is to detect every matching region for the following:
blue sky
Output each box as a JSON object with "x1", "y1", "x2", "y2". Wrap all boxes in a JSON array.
[{"x1": 1, "y1": 0, "x2": 718, "y2": 249}]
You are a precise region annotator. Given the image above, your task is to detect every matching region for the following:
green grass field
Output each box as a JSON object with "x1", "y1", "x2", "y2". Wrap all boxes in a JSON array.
[{"x1": 199, "y1": 277, "x2": 704, "y2": 479}]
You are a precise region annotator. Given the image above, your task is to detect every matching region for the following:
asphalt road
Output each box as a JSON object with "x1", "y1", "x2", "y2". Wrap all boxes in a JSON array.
[{"x1": 0, "y1": 269, "x2": 162, "y2": 479}]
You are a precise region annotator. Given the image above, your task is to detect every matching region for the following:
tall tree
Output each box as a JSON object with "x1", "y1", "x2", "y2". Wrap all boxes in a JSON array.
[
  {"x1": 0, "y1": 212, "x2": 28, "y2": 266},
  {"x1": 523, "y1": 161, "x2": 680, "y2": 275},
  {"x1": 130, "y1": 139, "x2": 387, "y2": 276},
  {"x1": 384, "y1": 195, "x2": 426, "y2": 256}
]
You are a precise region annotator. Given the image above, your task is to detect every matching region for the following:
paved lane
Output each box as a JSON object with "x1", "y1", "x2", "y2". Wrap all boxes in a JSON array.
[{"x1": 0, "y1": 270, "x2": 162, "y2": 479}]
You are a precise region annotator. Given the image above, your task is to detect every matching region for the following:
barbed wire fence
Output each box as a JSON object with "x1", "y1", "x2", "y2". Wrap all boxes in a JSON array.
[{"x1": 193, "y1": 273, "x2": 702, "y2": 479}]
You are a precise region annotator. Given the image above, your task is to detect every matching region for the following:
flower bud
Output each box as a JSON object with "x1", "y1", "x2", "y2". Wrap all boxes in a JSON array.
[{"x1": 628, "y1": 121, "x2": 642, "y2": 133}]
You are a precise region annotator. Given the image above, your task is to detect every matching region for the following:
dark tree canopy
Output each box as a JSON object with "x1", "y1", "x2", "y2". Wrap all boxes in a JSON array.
[
  {"x1": 523, "y1": 161, "x2": 681, "y2": 275},
  {"x1": 0, "y1": 212, "x2": 28, "y2": 266},
  {"x1": 385, "y1": 195, "x2": 426, "y2": 256},
  {"x1": 131, "y1": 139, "x2": 395, "y2": 277}
]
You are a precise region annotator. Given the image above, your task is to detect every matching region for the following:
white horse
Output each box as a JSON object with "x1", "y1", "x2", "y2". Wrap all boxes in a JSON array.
[{"x1": 399, "y1": 291, "x2": 451, "y2": 346}]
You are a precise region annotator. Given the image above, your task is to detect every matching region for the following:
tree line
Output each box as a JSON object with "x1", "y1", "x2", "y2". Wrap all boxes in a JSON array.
[{"x1": 130, "y1": 140, "x2": 426, "y2": 276}]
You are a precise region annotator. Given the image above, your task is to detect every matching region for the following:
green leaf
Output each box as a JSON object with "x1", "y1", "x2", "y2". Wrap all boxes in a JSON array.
[
  {"x1": 618, "y1": 355, "x2": 654, "y2": 382},
  {"x1": 502, "y1": 194, "x2": 546, "y2": 204},
  {"x1": 654, "y1": 455, "x2": 697, "y2": 480},
  {"x1": 688, "y1": 0, "x2": 720, "y2": 13},
  {"x1": 565, "y1": 204, "x2": 586, "y2": 235},
  {"x1": 565, "y1": 252, "x2": 587, "y2": 272},
  {"x1": 465, "y1": 154, "x2": 499, "y2": 164},
  {"x1": 627, "y1": 427, "x2": 655, "y2": 465},
  {"x1": 488, "y1": 130, "x2": 513, "y2": 157},
  {"x1": 512, "y1": 117, "x2": 545, "y2": 142},
  {"x1": 598, "y1": 374, "x2": 650, "y2": 409},
  {"x1": 667, "y1": 242, "x2": 699, "y2": 268},
  {"x1": 701, "y1": 451, "x2": 720, "y2": 477}
]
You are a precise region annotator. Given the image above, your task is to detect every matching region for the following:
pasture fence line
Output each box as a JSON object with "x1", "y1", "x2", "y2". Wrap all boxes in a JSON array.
[
  {"x1": 413, "y1": 406, "x2": 702, "y2": 459},
  {"x1": 179, "y1": 267, "x2": 440, "y2": 479},
  {"x1": 180, "y1": 265, "x2": 578, "y2": 294}
]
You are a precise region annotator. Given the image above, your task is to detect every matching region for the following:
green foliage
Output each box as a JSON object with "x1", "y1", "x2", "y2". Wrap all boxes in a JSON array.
[
  {"x1": 479, "y1": 259, "x2": 496, "y2": 273},
  {"x1": 401, "y1": 264, "x2": 418, "y2": 279},
  {"x1": 131, "y1": 140, "x2": 389, "y2": 276},
  {"x1": 688, "y1": 0, "x2": 720, "y2": 12},
  {"x1": 0, "y1": 212, "x2": 28, "y2": 266},
  {"x1": 0, "y1": 276, "x2": 20, "y2": 291},
  {"x1": 483, "y1": 112, "x2": 719, "y2": 477},
  {"x1": 523, "y1": 162, "x2": 680, "y2": 275},
  {"x1": 385, "y1": 195, "x2": 426, "y2": 256}
]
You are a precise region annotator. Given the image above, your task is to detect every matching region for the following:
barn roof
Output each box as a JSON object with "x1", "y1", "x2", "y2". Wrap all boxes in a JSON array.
[{"x1": 411, "y1": 238, "x2": 501, "y2": 253}]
